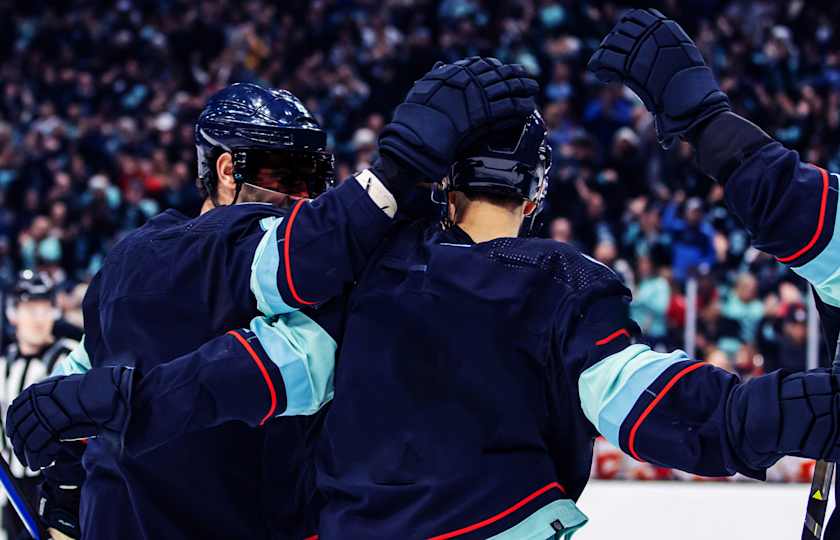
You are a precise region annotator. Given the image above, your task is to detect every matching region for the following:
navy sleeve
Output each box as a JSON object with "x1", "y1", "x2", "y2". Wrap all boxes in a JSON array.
[
  {"x1": 124, "y1": 327, "x2": 286, "y2": 456},
  {"x1": 562, "y1": 289, "x2": 766, "y2": 479},
  {"x1": 707, "y1": 136, "x2": 840, "y2": 313},
  {"x1": 123, "y1": 310, "x2": 338, "y2": 456},
  {"x1": 694, "y1": 112, "x2": 840, "y2": 307},
  {"x1": 723, "y1": 142, "x2": 837, "y2": 267},
  {"x1": 279, "y1": 176, "x2": 393, "y2": 306},
  {"x1": 241, "y1": 175, "x2": 394, "y2": 316}
]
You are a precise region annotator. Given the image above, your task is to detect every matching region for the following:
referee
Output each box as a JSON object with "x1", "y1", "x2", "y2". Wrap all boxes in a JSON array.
[{"x1": 0, "y1": 271, "x2": 78, "y2": 540}]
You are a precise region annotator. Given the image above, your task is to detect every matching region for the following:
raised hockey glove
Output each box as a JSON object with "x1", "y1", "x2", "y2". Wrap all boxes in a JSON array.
[
  {"x1": 379, "y1": 56, "x2": 539, "y2": 182},
  {"x1": 727, "y1": 369, "x2": 840, "y2": 468},
  {"x1": 587, "y1": 8, "x2": 730, "y2": 149},
  {"x1": 6, "y1": 367, "x2": 134, "y2": 471}
]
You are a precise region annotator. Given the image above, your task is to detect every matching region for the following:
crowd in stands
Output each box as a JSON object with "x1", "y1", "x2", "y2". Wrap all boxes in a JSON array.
[{"x1": 2, "y1": 0, "x2": 840, "y2": 413}]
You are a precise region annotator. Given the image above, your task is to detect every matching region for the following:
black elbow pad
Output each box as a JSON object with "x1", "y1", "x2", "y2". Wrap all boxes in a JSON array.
[{"x1": 693, "y1": 112, "x2": 773, "y2": 183}]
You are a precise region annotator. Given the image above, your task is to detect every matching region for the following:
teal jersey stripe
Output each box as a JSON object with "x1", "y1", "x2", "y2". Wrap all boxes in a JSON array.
[
  {"x1": 486, "y1": 498, "x2": 588, "y2": 540},
  {"x1": 815, "y1": 286, "x2": 840, "y2": 309},
  {"x1": 792, "y1": 173, "x2": 840, "y2": 307},
  {"x1": 249, "y1": 313, "x2": 336, "y2": 416},
  {"x1": 251, "y1": 216, "x2": 297, "y2": 316},
  {"x1": 52, "y1": 335, "x2": 91, "y2": 375},
  {"x1": 578, "y1": 344, "x2": 690, "y2": 447}
]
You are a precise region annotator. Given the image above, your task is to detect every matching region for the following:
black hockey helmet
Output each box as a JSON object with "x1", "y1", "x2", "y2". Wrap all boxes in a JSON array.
[
  {"x1": 11, "y1": 270, "x2": 54, "y2": 303},
  {"x1": 195, "y1": 83, "x2": 335, "y2": 206},
  {"x1": 448, "y1": 110, "x2": 551, "y2": 205}
]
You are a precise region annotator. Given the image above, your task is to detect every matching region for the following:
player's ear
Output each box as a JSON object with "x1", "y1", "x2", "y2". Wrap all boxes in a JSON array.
[
  {"x1": 447, "y1": 191, "x2": 459, "y2": 222},
  {"x1": 215, "y1": 152, "x2": 237, "y2": 204},
  {"x1": 216, "y1": 152, "x2": 235, "y2": 189}
]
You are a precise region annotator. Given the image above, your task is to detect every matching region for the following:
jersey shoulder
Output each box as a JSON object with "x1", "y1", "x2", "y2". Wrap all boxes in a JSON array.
[
  {"x1": 185, "y1": 203, "x2": 287, "y2": 235},
  {"x1": 108, "y1": 204, "x2": 286, "y2": 259},
  {"x1": 481, "y1": 237, "x2": 627, "y2": 297}
]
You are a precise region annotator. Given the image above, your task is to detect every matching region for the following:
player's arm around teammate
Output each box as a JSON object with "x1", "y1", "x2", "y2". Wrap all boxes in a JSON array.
[
  {"x1": 243, "y1": 57, "x2": 541, "y2": 313},
  {"x1": 5, "y1": 57, "x2": 541, "y2": 472}
]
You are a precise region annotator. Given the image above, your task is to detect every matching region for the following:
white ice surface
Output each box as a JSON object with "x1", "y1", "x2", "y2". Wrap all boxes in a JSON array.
[{"x1": 576, "y1": 480, "x2": 833, "y2": 540}]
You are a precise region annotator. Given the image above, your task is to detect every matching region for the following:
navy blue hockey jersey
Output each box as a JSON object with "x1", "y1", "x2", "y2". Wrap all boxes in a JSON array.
[
  {"x1": 313, "y1": 138, "x2": 840, "y2": 538},
  {"x1": 314, "y1": 218, "x2": 768, "y2": 539},
  {"x1": 66, "y1": 177, "x2": 393, "y2": 540}
]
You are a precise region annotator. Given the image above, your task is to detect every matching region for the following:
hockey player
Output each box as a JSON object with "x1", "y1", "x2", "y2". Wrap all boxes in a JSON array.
[
  {"x1": 6, "y1": 59, "x2": 539, "y2": 540},
  {"x1": 312, "y1": 111, "x2": 840, "y2": 538},
  {"x1": 587, "y1": 8, "x2": 840, "y2": 537}
]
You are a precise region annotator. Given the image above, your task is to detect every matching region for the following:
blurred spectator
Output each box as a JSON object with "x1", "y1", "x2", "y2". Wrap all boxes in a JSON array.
[
  {"x1": 630, "y1": 254, "x2": 670, "y2": 347},
  {"x1": 758, "y1": 302, "x2": 809, "y2": 372},
  {"x1": 662, "y1": 197, "x2": 716, "y2": 282},
  {"x1": 721, "y1": 273, "x2": 765, "y2": 343},
  {"x1": 549, "y1": 216, "x2": 574, "y2": 245}
]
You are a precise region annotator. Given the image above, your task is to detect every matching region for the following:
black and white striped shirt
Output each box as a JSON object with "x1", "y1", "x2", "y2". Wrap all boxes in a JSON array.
[{"x1": 0, "y1": 338, "x2": 78, "y2": 478}]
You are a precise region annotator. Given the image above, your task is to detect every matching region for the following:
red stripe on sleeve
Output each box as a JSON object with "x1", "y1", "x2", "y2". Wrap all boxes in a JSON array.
[
  {"x1": 427, "y1": 482, "x2": 565, "y2": 540},
  {"x1": 627, "y1": 362, "x2": 706, "y2": 461},
  {"x1": 595, "y1": 328, "x2": 630, "y2": 346},
  {"x1": 283, "y1": 199, "x2": 318, "y2": 306},
  {"x1": 778, "y1": 165, "x2": 829, "y2": 263},
  {"x1": 227, "y1": 330, "x2": 277, "y2": 426}
]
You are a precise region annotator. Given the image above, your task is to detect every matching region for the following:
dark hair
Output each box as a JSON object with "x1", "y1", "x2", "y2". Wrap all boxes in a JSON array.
[
  {"x1": 195, "y1": 147, "x2": 225, "y2": 200},
  {"x1": 461, "y1": 190, "x2": 524, "y2": 209}
]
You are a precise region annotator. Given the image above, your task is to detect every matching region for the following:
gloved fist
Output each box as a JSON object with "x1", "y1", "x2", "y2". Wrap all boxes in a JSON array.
[
  {"x1": 38, "y1": 444, "x2": 85, "y2": 539},
  {"x1": 379, "y1": 56, "x2": 539, "y2": 182},
  {"x1": 727, "y1": 368, "x2": 840, "y2": 468},
  {"x1": 587, "y1": 8, "x2": 730, "y2": 148},
  {"x1": 776, "y1": 369, "x2": 840, "y2": 460},
  {"x1": 39, "y1": 479, "x2": 81, "y2": 539},
  {"x1": 6, "y1": 367, "x2": 134, "y2": 470}
]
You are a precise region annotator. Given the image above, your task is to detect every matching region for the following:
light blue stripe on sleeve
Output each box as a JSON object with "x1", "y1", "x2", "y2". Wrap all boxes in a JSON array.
[
  {"x1": 52, "y1": 335, "x2": 91, "y2": 376},
  {"x1": 814, "y1": 286, "x2": 840, "y2": 309},
  {"x1": 250, "y1": 216, "x2": 297, "y2": 316},
  {"x1": 578, "y1": 344, "x2": 690, "y2": 447},
  {"x1": 249, "y1": 313, "x2": 336, "y2": 416},
  {"x1": 791, "y1": 173, "x2": 840, "y2": 307}
]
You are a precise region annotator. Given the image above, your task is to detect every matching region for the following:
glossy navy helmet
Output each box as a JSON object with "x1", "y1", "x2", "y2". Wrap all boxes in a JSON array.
[
  {"x1": 195, "y1": 83, "x2": 334, "y2": 206},
  {"x1": 448, "y1": 110, "x2": 551, "y2": 205}
]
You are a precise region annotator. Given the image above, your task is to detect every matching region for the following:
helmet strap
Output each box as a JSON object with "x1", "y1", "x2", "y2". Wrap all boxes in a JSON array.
[
  {"x1": 435, "y1": 179, "x2": 453, "y2": 229},
  {"x1": 231, "y1": 181, "x2": 244, "y2": 205}
]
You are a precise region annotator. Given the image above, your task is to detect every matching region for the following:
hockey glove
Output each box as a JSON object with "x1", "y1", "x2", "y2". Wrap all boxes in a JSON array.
[
  {"x1": 38, "y1": 444, "x2": 85, "y2": 539},
  {"x1": 6, "y1": 367, "x2": 134, "y2": 471},
  {"x1": 587, "y1": 8, "x2": 730, "y2": 148},
  {"x1": 40, "y1": 481, "x2": 81, "y2": 540},
  {"x1": 379, "y1": 56, "x2": 539, "y2": 182},
  {"x1": 727, "y1": 369, "x2": 840, "y2": 468}
]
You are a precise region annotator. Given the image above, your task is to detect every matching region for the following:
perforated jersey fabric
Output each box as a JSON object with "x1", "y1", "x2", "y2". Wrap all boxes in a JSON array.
[{"x1": 484, "y1": 237, "x2": 620, "y2": 292}]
